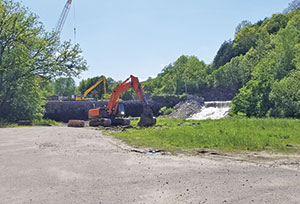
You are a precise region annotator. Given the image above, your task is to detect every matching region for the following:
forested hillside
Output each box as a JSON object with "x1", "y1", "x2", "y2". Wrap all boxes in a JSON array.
[{"x1": 141, "y1": 1, "x2": 300, "y2": 118}]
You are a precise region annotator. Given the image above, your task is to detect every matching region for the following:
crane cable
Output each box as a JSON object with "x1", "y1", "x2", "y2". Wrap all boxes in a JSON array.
[{"x1": 73, "y1": 0, "x2": 77, "y2": 43}]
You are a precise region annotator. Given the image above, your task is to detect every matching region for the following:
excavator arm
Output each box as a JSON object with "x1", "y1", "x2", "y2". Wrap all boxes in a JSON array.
[
  {"x1": 76, "y1": 77, "x2": 106, "y2": 101},
  {"x1": 107, "y1": 75, "x2": 147, "y2": 115}
]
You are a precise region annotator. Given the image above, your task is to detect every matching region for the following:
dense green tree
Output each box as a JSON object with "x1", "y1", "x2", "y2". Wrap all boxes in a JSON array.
[
  {"x1": 235, "y1": 20, "x2": 252, "y2": 35},
  {"x1": 211, "y1": 32, "x2": 271, "y2": 91},
  {"x1": 231, "y1": 19, "x2": 300, "y2": 117},
  {"x1": 144, "y1": 56, "x2": 208, "y2": 95},
  {"x1": 269, "y1": 70, "x2": 300, "y2": 117},
  {"x1": 142, "y1": 77, "x2": 162, "y2": 95},
  {"x1": 268, "y1": 42, "x2": 300, "y2": 117},
  {"x1": 183, "y1": 56, "x2": 208, "y2": 92},
  {"x1": 233, "y1": 24, "x2": 259, "y2": 55},
  {"x1": 262, "y1": 14, "x2": 288, "y2": 34},
  {"x1": 0, "y1": 0, "x2": 87, "y2": 121},
  {"x1": 54, "y1": 78, "x2": 76, "y2": 96},
  {"x1": 231, "y1": 57, "x2": 276, "y2": 117},
  {"x1": 211, "y1": 40, "x2": 235, "y2": 72}
]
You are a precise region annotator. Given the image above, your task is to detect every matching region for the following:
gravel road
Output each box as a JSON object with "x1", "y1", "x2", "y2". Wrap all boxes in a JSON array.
[{"x1": 0, "y1": 126, "x2": 300, "y2": 204}]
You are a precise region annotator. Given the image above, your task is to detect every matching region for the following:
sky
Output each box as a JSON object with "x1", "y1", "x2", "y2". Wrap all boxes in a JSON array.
[{"x1": 21, "y1": 0, "x2": 289, "y2": 83}]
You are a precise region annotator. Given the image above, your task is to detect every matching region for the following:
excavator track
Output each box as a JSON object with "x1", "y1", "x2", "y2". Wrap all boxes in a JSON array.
[{"x1": 89, "y1": 118, "x2": 112, "y2": 127}]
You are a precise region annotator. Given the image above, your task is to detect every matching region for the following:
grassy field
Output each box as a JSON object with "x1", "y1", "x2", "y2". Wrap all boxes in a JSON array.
[
  {"x1": 111, "y1": 118, "x2": 300, "y2": 153},
  {"x1": 0, "y1": 119, "x2": 61, "y2": 128}
]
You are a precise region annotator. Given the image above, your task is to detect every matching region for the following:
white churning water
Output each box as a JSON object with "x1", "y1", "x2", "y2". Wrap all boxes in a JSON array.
[{"x1": 187, "y1": 101, "x2": 232, "y2": 120}]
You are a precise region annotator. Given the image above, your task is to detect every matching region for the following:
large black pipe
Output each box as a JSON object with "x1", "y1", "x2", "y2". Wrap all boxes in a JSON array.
[{"x1": 44, "y1": 100, "x2": 161, "y2": 122}]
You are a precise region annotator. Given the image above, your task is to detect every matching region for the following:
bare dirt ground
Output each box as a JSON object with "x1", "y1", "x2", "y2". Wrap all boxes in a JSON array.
[{"x1": 0, "y1": 126, "x2": 300, "y2": 204}]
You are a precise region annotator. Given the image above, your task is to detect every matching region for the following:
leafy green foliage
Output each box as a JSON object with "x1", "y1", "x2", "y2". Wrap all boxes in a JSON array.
[
  {"x1": 233, "y1": 24, "x2": 259, "y2": 55},
  {"x1": 159, "y1": 107, "x2": 174, "y2": 115},
  {"x1": 0, "y1": 0, "x2": 87, "y2": 122},
  {"x1": 232, "y1": 12, "x2": 300, "y2": 117},
  {"x1": 210, "y1": 40, "x2": 236, "y2": 72},
  {"x1": 235, "y1": 20, "x2": 252, "y2": 35},
  {"x1": 54, "y1": 77, "x2": 76, "y2": 96},
  {"x1": 262, "y1": 14, "x2": 288, "y2": 34},
  {"x1": 270, "y1": 70, "x2": 300, "y2": 118},
  {"x1": 143, "y1": 56, "x2": 208, "y2": 95}
]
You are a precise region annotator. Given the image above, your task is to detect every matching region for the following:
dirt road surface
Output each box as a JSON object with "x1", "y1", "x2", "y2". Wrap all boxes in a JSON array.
[{"x1": 0, "y1": 126, "x2": 300, "y2": 204}]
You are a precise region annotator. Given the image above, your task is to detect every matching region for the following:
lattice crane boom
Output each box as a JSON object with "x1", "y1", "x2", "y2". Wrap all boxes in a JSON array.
[{"x1": 55, "y1": 0, "x2": 72, "y2": 35}]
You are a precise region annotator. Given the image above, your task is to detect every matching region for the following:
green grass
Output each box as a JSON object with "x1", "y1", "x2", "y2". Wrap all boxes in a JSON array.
[
  {"x1": 33, "y1": 119, "x2": 62, "y2": 126},
  {"x1": 0, "y1": 119, "x2": 62, "y2": 128},
  {"x1": 111, "y1": 117, "x2": 300, "y2": 153}
]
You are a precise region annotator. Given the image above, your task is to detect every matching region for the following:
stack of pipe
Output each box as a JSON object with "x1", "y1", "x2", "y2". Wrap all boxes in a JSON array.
[{"x1": 44, "y1": 100, "x2": 161, "y2": 122}]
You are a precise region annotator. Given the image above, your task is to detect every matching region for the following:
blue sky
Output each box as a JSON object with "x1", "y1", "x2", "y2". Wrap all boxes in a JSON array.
[{"x1": 21, "y1": 0, "x2": 289, "y2": 83}]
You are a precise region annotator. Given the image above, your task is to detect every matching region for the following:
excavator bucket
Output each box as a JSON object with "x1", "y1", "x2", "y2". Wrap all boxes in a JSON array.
[{"x1": 138, "y1": 105, "x2": 156, "y2": 127}]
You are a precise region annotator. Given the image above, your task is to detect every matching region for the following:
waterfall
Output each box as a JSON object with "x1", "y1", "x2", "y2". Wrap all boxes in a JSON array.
[{"x1": 187, "y1": 101, "x2": 232, "y2": 120}]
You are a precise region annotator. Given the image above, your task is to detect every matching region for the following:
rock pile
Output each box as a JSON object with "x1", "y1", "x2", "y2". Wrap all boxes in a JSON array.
[{"x1": 168, "y1": 96, "x2": 204, "y2": 119}]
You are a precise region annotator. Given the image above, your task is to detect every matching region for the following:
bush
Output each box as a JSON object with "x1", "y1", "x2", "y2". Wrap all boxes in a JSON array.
[
  {"x1": 159, "y1": 107, "x2": 174, "y2": 115},
  {"x1": 179, "y1": 94, "x2": 188, "y2": 101}
]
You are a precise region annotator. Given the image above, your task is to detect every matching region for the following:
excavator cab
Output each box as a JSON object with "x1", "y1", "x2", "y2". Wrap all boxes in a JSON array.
[
  {"x1": 117, "y1": 104, "x2": 125, "y2": 117},
  {"x1": 88, "y1": 104, "x2": 128, "y2": 127},
  {"x1": 89, "y1": 104, "x2": 125, "y2": 118}
]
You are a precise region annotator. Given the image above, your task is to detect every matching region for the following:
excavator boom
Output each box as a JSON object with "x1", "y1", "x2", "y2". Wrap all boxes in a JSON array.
[
  {"x1": 76, "y1": 77, "x2": 106, "y2": 101},
  {"x1": 107, "y1": 75, "x2": 146, "y2": 115}
]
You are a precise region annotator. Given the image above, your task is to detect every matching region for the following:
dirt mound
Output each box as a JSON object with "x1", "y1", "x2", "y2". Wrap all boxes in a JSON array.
[{"x1": 168, "y1": 96, "x2": 204, "y2": 119}]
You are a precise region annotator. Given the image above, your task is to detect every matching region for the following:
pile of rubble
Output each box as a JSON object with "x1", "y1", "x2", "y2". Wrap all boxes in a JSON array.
[{"x1": 168, "y1": 96, "x2": 205, "y2": 119}]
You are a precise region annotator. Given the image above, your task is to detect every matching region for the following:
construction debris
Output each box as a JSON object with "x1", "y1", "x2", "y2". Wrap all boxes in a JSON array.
[
  {"x1": 67, "y1": 120, "x2": 85, "y2": 127},
  {"x1": 178, "y1": 122, "x2": 200, "y2": 126}
]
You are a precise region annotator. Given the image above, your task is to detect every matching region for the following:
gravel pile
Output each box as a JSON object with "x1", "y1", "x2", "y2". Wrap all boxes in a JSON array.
[{"x1": 168, "y1": 96, "x2": 204, "y2": 119}]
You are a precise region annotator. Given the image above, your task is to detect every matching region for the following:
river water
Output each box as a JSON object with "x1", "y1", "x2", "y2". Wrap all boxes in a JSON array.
[{"x1": 187, "y1": 101, "x2": 232, "y2": 120}]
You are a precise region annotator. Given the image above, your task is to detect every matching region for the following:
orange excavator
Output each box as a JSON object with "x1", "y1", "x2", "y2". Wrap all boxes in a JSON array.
[{"x1": 88, "y1": 75, "x2": 156, "y2": 127}]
